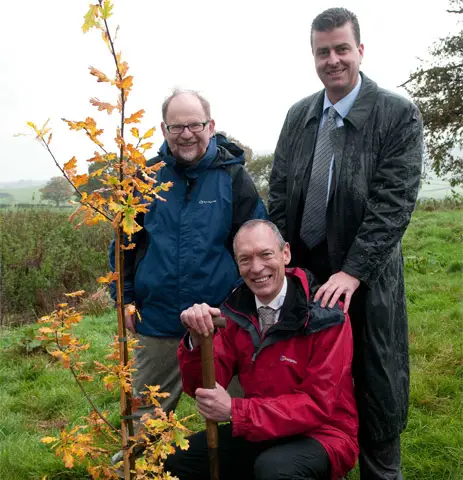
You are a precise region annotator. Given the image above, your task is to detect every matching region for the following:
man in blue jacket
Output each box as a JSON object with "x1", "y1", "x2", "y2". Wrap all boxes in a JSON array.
[{"x1": 110, "y1": 89, "x2": 267, "y2": 423}]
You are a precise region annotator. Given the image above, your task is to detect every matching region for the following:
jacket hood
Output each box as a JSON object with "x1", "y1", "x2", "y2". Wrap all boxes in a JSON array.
[{"x1": 158, "y1": 134, "x2": 245, "y2": 174}]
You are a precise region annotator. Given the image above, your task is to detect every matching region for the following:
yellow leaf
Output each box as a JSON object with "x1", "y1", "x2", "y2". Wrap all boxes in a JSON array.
[
  {"x1": 100, "y1": 0, "x2": 113, "y2": 20},
  {"x1": 142, "y1": 127, "x2": 156, "y2": 139},
  {"x1": 122, "y1": 215, "x2": 142, "y2": 237},
  {"x1": 41, "y1": 436, "x2": 58, "y2": 444},
  {"x1": 140, "y1": 142, "x2": 153, "y2": 151},
  {"x1": 160, "y1": 181, "x2": 173, "y2": 192},
  {"x1": 64, "y1": 290, "x2": 86, "y2": 298},
  {"x1": 82, "y1": 4, "x2": 100, "y2": 33},
  {"x1": 124, "y1": 109, "x2": 145, "y2": 124},
  {"x1": 130, "y1": 127, "x2": 139, "y2": 139},
  {"x1": 174, "y1": 430, "x2": 190, "y2": 450}
]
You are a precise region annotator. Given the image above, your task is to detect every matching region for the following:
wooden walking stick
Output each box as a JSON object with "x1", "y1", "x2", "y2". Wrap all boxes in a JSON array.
[{"x1": 200, "y1": 315, "x2": 226, "y2": 480}]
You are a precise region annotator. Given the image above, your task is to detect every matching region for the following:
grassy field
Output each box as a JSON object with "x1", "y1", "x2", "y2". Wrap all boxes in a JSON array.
[
  {"x1": 0, "y1": 209, "x2": 462, "y2": 479},
  {"x1": 0, "y1": 185, "x2": 46, "y2": 204}
]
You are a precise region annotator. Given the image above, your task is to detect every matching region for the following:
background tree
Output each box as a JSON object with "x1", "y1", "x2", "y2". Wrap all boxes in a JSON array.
[
  {"x1": 216, "y1": 130, "x2": 254, "y2": 163},
  {"x1": 246, "y1": 153, "x2": 273, "y2": 204},
  {"x1": 401, "y1": 0, "x2": 463, "y2": 186},
  {"x1": 40, "y1": 176, "x2": 74, "y2": 206},
  {"x1": 80, "y1": 159, "x2": 117, "y2": 198}
]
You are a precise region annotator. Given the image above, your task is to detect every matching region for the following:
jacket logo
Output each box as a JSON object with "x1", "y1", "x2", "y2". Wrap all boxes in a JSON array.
[
  {"x1": 199, "y1": 200, "x2": 217, "y2": 204},
  {"x1": 280, "y1": 355, "x2": 297, "y2": 364}
]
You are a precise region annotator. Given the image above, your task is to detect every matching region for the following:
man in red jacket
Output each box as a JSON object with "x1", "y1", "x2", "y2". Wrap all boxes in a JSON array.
[{"x1": 164, "y1": 219, "x2": 358, "y2": 480}]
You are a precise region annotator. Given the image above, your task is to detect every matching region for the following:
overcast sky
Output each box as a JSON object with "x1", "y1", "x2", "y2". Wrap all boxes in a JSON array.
[{"x1": 0, "y1": 0, "x2": 458, "y2": 182}]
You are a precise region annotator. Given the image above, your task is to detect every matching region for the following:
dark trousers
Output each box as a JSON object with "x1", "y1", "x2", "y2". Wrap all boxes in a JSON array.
[
  {"x1": 298, "y1": 240, "x2": 404, "y2": 479},
  {"x1": 359, "y1": 436, "x2": 404, "y2": 480},
  {"x1": 164, "y1": 424, "x2": 331, "y2": 480}
]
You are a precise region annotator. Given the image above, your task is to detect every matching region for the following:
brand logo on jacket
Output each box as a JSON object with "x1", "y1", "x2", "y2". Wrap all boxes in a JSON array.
[
  {"x1": 280, "y1": 355, "x2": 297, "y2": 364},
  {"x1": 198, "y1": 200, "x2": 217, "y2": 205}
]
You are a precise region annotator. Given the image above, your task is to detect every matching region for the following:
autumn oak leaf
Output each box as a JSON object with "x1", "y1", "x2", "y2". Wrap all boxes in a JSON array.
[
  {"x1": 100, "y1": 0, "x2": 114, "y2": 20},
  {"x1": 124, "y1": 109, "x2": 145, "y2": 124},
  {"x1": 142, "y1": 127, "x2": 156, "y2": 139},
  {"x1": 82, "y1": 4, "x2": 100, "y2": 33},
  {"x1": 89, "y1": 66, "x2": 112, "y2": 83},
  {"x1": 41, "y1": 437, "x2": 58, "y2": 444},
  {"x1": 97, "y1": 272, "x2": 119, "y2": 284},
  {"x1": 90, "y1": 98, "x2": 117, "y2": 114}
]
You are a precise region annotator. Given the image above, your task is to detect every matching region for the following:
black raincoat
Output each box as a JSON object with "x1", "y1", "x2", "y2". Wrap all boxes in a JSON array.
[{"x1": 268, "y1": 73, "x2": 423, "y2": 442}]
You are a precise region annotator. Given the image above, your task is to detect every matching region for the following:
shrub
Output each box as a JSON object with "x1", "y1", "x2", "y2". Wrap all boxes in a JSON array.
[{"x1": 0, "y1": 208, "x2": 113, "y2": 324}]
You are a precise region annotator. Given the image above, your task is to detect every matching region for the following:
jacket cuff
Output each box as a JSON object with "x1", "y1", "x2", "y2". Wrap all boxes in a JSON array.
[{"x1": 231, "y1": 398, "x2": 248, "y2": 437}]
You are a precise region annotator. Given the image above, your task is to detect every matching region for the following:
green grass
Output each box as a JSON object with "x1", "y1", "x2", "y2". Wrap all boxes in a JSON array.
[{"x1": 1, "y1": 209, "x2": 462, "y2": 479}]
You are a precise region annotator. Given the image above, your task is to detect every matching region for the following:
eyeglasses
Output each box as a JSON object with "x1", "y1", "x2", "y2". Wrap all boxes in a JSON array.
[{"x1": 165, "y1": 121, "x2": 210, "y2": 135}]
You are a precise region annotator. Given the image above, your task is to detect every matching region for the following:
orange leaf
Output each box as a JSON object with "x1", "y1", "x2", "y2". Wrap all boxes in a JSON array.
[
  {"x1": 63, "y1": 157, "x2": 77, "y2": 175},
  {"x1": 89, "y1": 66, "x2": 112, "y2": 83},
  {"x1": 121, "y1": 243, "x2": 136, "y2": 250},
  {"x1": 97, "y1": 272, "x2": 119, "y2": 284},
  {"x1": 119, "y1": 61, "x2": 129, "y2": 78},
  {"x1": 89, "y1": 98, "x2": 117, "y2": 114},
  {"x1": 124, "y1": 109, "x2": 145, "y2": 124},
  {"x1": 63, "y1": 452, "x2": 74, "y2": 469},
  {"x1": 118, "y1": 75, "x2": 133, "y2": 90},
  {"x1": 73, "y1": 174, "x2": 89, "y2": 188}
]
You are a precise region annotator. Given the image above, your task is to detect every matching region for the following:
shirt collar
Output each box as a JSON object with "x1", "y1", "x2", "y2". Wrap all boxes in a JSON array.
[
  {"x1": 255, "y1": 276, "x2": 287, "y2": 311},
  {"x1": 323, "y1": 74, "x2": 362, "y2": 118}
]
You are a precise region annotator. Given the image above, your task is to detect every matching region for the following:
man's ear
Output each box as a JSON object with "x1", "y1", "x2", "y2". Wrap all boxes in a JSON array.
[
  {"x1": 283, "y1": 242, "x2": 291, "y2": 266},
  {"x1": 161, "y1": 122, "x2": 168, "y2": 139},
  {"x1": 208, "y1": 119, "x2": 216, "y2": 137}
]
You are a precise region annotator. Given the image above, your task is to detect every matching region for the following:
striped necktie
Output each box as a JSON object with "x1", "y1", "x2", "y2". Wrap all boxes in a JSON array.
[{"x1": 300, "y1": 106, "x2": 337, "y2": 249}]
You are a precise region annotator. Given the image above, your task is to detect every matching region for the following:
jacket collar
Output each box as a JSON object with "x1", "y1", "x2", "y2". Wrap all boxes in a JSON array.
[
  {"x1": 222, "y1": 267, "x2": 310, "y2": 332},
  {"x1": 304, "y1": 72, "x2": 378, "y2": 131}
]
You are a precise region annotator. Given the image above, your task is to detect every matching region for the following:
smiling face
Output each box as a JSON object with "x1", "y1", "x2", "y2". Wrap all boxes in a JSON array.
[
  {"x1": 312, "y1": 22, "x2": 364, "y2": 104},
  {"x1": 161, "y1": 93, "x2": 215, "y2": 165},
  {"x1": 235, "y1": 223, "x2": 291, "y2": 304}
]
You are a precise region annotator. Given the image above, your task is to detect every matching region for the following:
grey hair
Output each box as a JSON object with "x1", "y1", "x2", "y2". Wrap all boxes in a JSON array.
[
  {"x1": 161, "y1": 88, "x2": 211, "y2": 122},
  {"x1": 233, "y1": 219, "x2": 286, "y2": 256},
  {"x1": 310, "y1": 8, "x2": 361, "y2": 48}
]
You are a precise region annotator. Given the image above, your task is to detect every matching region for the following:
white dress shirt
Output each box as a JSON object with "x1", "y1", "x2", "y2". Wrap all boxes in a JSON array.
[
  {"x1": 320, "y1": 74, "x2": 362, "y2": 200},
  {"x1": 255, "y1": 276, "x2": 287, "y2": 328}
]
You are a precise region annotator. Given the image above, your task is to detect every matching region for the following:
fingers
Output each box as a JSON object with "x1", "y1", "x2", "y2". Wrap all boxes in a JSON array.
[
  {"x1": 125, "y1": 313, "x2": 136, "y2": 333},
  {"x1": 180, "y1": 303, "x2": 215, "y2": 336},
  {"x1": 343, "y1": 291, "x2": 353, "y2": 313}
]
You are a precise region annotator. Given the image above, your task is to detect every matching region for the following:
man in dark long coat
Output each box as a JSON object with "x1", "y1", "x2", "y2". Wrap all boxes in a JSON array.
[{"x1": 268, "y1": 7, "x2": 423, "y2": 479}]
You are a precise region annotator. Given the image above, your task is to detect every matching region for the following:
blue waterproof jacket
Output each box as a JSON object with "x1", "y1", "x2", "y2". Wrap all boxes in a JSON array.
[{"x1": 110, "y1": 135, "x2": 267, "y2": 337}]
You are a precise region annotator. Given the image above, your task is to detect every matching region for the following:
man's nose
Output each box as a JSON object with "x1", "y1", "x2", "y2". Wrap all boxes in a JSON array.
[
  {"x1": 180, "y1": 126, "x2": 194, "y2": 139},
  {"x1": 327, "y1": 50, "x2": 340, "y2": 65},
  {"x1": 250, "y1": 258, "x2": 264, "y2": 273}
]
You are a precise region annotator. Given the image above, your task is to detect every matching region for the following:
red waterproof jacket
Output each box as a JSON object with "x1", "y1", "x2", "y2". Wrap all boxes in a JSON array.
[{"x1": 178, "y1": 268, "x2": 359, "y2": 479}]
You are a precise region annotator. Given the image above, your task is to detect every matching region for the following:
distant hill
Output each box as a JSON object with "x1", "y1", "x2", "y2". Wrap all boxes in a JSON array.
[{"x1": 0, "y1": 183, "x2": 47, "y2": 204}]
